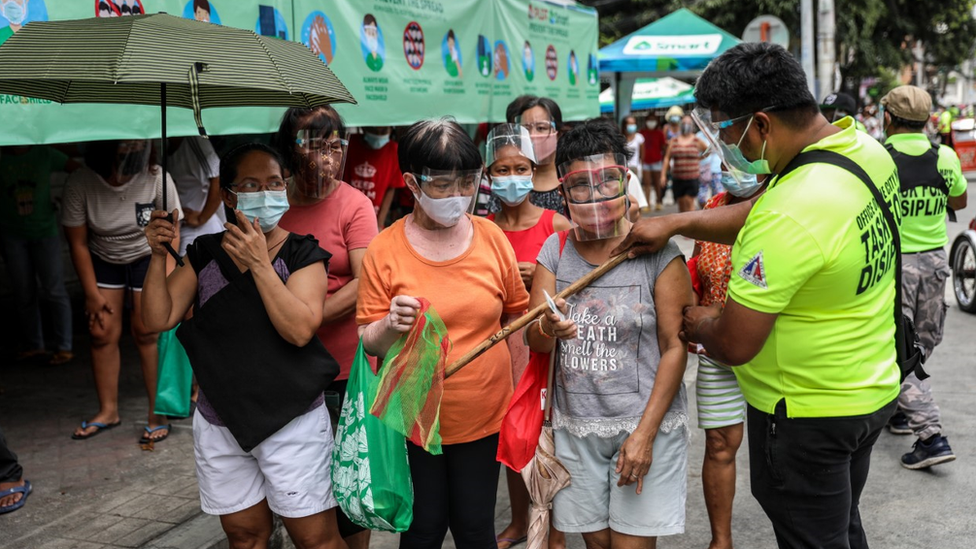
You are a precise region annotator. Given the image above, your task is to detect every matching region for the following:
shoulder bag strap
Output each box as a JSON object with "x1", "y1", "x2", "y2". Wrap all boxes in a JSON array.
[{"x1": 776, "y1": 149, "x2": 905, "y2": 362}]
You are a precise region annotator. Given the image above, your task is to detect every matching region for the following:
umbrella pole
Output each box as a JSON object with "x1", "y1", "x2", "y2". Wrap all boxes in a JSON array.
[{"x1": 159, "y1": 82, "x2": 184, "y2": 267}]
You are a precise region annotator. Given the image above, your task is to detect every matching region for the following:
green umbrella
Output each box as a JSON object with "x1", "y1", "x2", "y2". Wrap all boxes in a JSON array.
[{"x1": 0, "y1": 13, "x2": 356, "y2": 262}]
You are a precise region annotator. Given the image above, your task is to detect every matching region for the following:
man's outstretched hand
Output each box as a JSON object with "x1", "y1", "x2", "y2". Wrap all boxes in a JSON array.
[{"x1": 612, "y1": 215, "x2": 679, "y2": 258}]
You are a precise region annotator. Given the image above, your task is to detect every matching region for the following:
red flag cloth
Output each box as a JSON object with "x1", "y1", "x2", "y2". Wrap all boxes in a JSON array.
[{"x1": 497, "y1": 350, "x2": 550, "y2": 471}]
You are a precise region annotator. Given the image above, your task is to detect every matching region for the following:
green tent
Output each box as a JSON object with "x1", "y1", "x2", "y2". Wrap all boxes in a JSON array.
[{"x1": 598, "y1": 9, "x2": 740, "y2": 120}]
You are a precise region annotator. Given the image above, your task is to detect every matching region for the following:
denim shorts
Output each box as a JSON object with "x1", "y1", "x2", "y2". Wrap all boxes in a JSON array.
[{"x1": 552, "y1": 426, "x2": 687, "y2": 537}]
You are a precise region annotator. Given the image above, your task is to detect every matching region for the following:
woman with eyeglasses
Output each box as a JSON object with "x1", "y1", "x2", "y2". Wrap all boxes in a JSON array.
[
  {"x1": 504, "y1": 95, "x2": 567, "y2": 216},
  {"x1": 527, "y1": 118, "x2": 693, "y2": 547},
  {"x1": 357, "y1": 118, "x2": 530, "y2": 549},
  {"x1": 661, "y1": 114, "x2": 708, "y2": 213},
  {"x1": 141, "y1": 142, "x2": 343, "y2": 549},
  {"x1": 62, "y1": 139, "x2": 182, "y2": 444},
  {"x1": 272, "y1": 106, "x2": 379, "y2": 549}
]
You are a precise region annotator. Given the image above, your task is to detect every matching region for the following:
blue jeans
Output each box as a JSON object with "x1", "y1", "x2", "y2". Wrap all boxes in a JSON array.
[{"x1": 1, "y1": 233, "x2": 73, "y2": 352}]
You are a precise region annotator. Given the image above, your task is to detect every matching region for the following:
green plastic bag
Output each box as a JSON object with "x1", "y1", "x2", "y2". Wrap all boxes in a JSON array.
[
  {"x1": 331, "y1": 340, "x2": 414, "y2": 532},
  {"x1": 154, "y1": 324, "x2": 193, "y2": 418}
]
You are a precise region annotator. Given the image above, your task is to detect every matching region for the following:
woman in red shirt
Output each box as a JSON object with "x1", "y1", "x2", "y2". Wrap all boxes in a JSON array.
[{"x1": 640, "y1": 115, "x2": 666, "y2": 210}]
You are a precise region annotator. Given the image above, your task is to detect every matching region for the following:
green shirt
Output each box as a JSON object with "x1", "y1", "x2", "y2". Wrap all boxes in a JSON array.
[
  {"x1": 728, "y1": 118, "x2": 901, "y2": 417},
  {"x1": 366, "y1": 53, "x2": 383, "y2": 72},
  {"x1": 0, "y1": 146, "x2": 70, "y2": 239},
  {"x1": 884, "y1": 132, "x2": 967, "y2": 252}
]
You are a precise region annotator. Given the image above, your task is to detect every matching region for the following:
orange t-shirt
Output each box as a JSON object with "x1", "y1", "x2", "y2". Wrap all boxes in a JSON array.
[{"x1": 357, "y1": 215, "x2": 530, "y2": 444}]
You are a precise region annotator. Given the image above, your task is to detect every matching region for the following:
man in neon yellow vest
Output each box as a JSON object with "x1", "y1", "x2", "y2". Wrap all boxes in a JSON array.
[
  {"x1": 880, "y1": 85, "x2": 967, "y2": 469},
  {"x1": 615, "y1": 42, "x2": 900, "y2": 548}
]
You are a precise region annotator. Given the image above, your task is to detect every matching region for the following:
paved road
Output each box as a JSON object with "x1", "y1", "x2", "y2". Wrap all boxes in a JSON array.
[{"x1": 1, "y1": 200, "x2": 973, "y2": 549}]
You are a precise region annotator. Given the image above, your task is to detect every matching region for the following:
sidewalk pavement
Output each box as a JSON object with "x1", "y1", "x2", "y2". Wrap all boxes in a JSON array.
[{"x1": 2, "y1": 200, "x2": 975, "y2": 549}]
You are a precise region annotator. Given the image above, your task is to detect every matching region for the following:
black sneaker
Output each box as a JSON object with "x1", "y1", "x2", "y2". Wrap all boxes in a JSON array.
[
  {"x1": 887, "y1": 411, "x2": 912, "y2": 435},
  {"x1": 901, "y1": 435, "x2": 957, "y2": 469}
]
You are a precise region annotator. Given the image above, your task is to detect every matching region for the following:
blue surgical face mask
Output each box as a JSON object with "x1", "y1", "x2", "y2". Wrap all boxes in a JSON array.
[
  {"x1": 722, "y1": 116, "x2": 771, "y2": 175},
  {"x1": 491, "y1": 175, "x2": 534, "y2": 206},
  {"x1": 626, "y1": 124, "x2": 637, "y2": 134},
  {"x1": 363, "y1": 132, "x2": 390, "y2": 150},
  {"x1": 232, "y1": 189, "x2": 290, "y2": 232},
  {"x1": 720, "y1": 171, "x2": 762, "y2": 198},
  {"x1": 3, "y1": 0, "x2": 27, "y2": 25}
]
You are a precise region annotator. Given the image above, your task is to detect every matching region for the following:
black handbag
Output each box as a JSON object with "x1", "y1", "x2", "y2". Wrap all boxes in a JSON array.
[{"x1": 776, "y1": 149, "x2": 927, "y2": 382}]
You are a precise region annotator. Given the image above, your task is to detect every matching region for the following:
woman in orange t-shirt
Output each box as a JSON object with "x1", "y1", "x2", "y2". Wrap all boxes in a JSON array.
[{"x1": 357, "y1": 119, "x2": 529, "y2": 549}]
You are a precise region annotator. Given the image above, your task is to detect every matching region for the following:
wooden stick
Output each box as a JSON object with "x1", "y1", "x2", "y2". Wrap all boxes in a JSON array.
[{"x1": 444, "y1": 252, "x2": 629, "y2": 378}]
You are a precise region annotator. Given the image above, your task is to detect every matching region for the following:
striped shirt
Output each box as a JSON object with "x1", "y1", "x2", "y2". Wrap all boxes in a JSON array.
[
  {"x1": 62, "y1": 166, "x2": 182, "y2": 264},
  {"x1": 670, "y1": 139, "x2": 702, "y2": 180}
]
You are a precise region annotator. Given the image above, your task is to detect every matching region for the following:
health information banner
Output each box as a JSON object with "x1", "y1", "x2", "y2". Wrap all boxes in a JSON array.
[{"x1": 0, "y1": 0, "x2": 599, "y2": 145}]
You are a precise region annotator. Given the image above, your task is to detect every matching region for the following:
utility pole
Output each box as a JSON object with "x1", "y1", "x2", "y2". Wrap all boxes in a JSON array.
[
  {"x1": 801, "y1": 0, "x2": 816, "y2": 96},
  {"x1": 817, "y1": 0, "x2": 836, "y2": 99}
]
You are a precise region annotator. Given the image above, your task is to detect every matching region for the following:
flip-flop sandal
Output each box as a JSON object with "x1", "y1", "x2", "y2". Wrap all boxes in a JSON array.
[
  {"x1": 139, "y1": 424, "x2": 171, "y2": 444},
  {"x1": 71, "y1": 420, "x2": 122, "y2": 440},
  {"x1": 496, "y1": 535, "x2": 528, "y2": 549},
  {"x1": 0, "y1": 480, "x2": 32, "y2": 515}
]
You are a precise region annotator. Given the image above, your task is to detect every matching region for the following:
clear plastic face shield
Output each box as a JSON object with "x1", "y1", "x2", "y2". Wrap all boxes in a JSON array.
[
  {"x1": 691, "y1": 107, "x2": 772, "y2": 184},
  {"x1": 485, "y1": 124, "x2": 537, "y2": 206},
  {"x1": 557, "y1": 153, "x2": 629, "y2": 241},
  {"x1": 294, "y1": 129, "x2": 348, "y2": 198},
  {"x1": 485, "y1": 123, "x2": 537, "y2": 168},
  {"x1": 516, "y1": 113, "x2": 557, "y2": 165},
  {"x1": 115, "y1": 140, "x2": 152, "y2": 183},
  {"x1": 406, "y1": 166, "x2": 482, "y2": 226}
]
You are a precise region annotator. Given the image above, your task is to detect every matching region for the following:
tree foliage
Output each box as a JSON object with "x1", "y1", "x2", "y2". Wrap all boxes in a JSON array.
[{"x1": 579, "y1": 0, "x2": 976, "y2": 86}]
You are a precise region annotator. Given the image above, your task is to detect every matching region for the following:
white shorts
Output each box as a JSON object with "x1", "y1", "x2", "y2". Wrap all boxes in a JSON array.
[
  {"x1": 192, "y1": 404, "x2": 338, "y2": 518},
  {"x1": 696, "y1": 355, "x2": 746, "y2": 430},
  {"x1": 642, "y1": 161, "x2": 663, "y2": 172},
  {"x1": 552, "y1": 426, "x2": 687, "y2": 537}
]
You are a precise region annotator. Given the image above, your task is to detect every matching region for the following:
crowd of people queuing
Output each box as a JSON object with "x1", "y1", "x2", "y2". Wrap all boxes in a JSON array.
[{"x1": 0, "y1": 40, "x2": 968, "y2": 549}]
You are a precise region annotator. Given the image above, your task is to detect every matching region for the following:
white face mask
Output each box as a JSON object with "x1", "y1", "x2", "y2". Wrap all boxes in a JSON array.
[
  {"x1": 645, "y1": 120, "x2": 658, "y2": 130},
  {"x1": 413, "y1": 190, "x2": 472, "y2": 227}
]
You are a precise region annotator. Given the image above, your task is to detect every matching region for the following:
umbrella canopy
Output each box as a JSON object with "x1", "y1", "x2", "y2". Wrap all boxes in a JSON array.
[
  {"x1": 0, "y1": 13, "x2": 356, "y2": 135},
  {"x1": 600, "y1": 77, "x2": 695, "y2": 113},
  {"x1": 598, "y1": 8, "x2": 739, "y2": 77},
  {"x1": 0, "y1": 13, "x2": 355, "y2": 262},
  {"x1": 520, "y1": 351, "x2": 570, "y2": 549}
]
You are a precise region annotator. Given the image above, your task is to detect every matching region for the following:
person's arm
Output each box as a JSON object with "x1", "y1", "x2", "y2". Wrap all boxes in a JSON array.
[
  {"x1": 359, "y1": 295, "x2": 423, "y2": 358},
  {"x1": 377, "y1": 188, "x2": 396, "y2": 230},
  {"x1": 64, "y1": 223, "x2": 114, "y2": 331},
  {"x1": 142, "y1": 210, "x2": 198, "y2": 331},
  {"x1": 525, "y1": 264, "x2": 577, "y2": 354},
  {"x1": 949, "y1": 189, "x2": 968, "y2": 211},
  {"x1": 195, "y1": 177, "x2": 223, "y2": 225},
  {"x1": 616, "y1": 258, "x2": 693, "y2": 494},
  {"x1": 681, "y1": 298, "x2": 778, "y2": 366},
  {"x1": 659, "y1": 140, "x2": 672, "y2": 187},
  {"x1": 222, "y1": 210, "x2": 327, "y2": 346},
  {"x1": 322, "y1": 248, "x2": 366, "y2": 324},
  {"x1": 611, "y1": 198, "x2": 756, "y2": 257}
]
